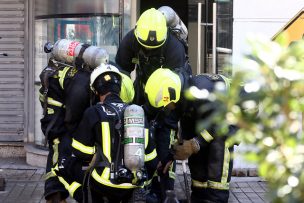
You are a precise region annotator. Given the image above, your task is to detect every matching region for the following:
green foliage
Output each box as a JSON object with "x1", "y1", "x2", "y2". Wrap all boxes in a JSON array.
[{"x1": 193, "y1": 35, "x2": 304, "y2": 202}]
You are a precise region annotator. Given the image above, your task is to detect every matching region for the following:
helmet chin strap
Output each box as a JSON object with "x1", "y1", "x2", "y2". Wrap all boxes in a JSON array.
[{"x1": 99, "y1": 92, "x2": 111, "y2": 103}]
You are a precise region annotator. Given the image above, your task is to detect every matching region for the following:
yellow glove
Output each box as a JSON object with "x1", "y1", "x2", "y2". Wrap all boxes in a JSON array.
[{"x1": 173, "y1": 138, "x2": 200, "y2": 160}]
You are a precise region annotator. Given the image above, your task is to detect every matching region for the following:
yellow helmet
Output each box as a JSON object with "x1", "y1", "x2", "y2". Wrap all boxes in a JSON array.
[
  {"x1": 145, "y1": 68, "x2": 181, "y2": 108},
  {"x1": 120, "y1": 72, "x2": 135, "y2": 103},
  {"x1": 134, "y1": 8, "x2": 168, "y2": 49}
]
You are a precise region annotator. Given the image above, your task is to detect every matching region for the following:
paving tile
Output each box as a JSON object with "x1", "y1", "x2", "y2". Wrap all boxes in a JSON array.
[
  {"x1": 258, "y1": 181, "x2": 268, "y2": 191},
  {"x1": 237, "y1": 182, "x2": 249, "y2": 188},
  {"x1": 234, "y1": 192, "x2": 251, "y2": 202},
  {"x1": 241, "y1": 186, "x2": 254, "y2": 193},
  {"x1": 20, "y1": 182, "x2": 38, "y2": 197},
  {"x1": 1, "y1": 158, "x2": 271, "y2": 203},
  {"x1": 257, "y1": 192, "x2": 270, "y2": 203},
  {"x1": 248, "y1": 182, "x2": 265, "y2": 193},
  {"x1": 231, "y1": 187, "x2": 242, "y2": 193},
  {"x1": 246, "y1": 192, "x2": 264, "y2": 203},
  {"x1": 228, "y1": 192, "x2": 239, "y2": 203}
]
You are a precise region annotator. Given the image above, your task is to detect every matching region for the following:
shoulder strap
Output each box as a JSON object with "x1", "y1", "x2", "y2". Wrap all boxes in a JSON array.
[
  {"x1": 94, "y1": 105, "x2": 111, "y2": 167},
  {"x1": 74, "y1": 44, "x2": 90, "y2": 69}
]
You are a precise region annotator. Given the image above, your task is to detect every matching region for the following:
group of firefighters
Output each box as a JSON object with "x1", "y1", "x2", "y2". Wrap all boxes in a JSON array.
[{"x1": 40, "y1": 7, "x2": 237, "y2": 203}]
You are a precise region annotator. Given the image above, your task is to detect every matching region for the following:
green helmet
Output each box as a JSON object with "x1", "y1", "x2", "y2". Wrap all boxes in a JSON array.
[
  {"x1": 134, "y1": 8, "x2": 168, "y2": 49},
  {"x1": 145, "y1": 68, "x2": 181, "y2": 108}
]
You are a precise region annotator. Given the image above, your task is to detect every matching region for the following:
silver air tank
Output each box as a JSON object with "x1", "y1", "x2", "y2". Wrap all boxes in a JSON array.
[
  {"x1": 123, "y1": 104, "x2": 145, "y2": 172},
  {"x1": 158, "y1": 6, "x2": 188, "y2": 42},
  {"x1": 47, "y1": 39, "x2": 109, "y2": 68}
]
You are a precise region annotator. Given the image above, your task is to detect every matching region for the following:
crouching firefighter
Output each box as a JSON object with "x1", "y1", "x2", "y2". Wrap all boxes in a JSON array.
[
  {"x1": 173, "y1": 74, "x2": 238, "y2": 203},
  {"x1": 54, "y1": 63, "x2": 158, "y2": 203}
]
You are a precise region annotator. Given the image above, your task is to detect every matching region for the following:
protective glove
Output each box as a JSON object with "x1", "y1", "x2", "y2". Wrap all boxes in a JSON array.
[
  {"x1": 157, "y1": 152, "x2": 174, "y2": 176},
  {"x1": 173, "y1": 138, "x2": 200, "y2": 160}
]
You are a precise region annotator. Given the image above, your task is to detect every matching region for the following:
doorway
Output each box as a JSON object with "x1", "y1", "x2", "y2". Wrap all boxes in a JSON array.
[{"x1": 139, "y1": 0, "x2": 233, "y2": 75}]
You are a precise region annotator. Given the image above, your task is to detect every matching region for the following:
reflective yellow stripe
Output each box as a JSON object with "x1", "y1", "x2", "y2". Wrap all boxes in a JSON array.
[
  {"x1": 221, "y1": 143, "x2": 230, "y2": 184},
  {"x1": 192, "y1": 179, "x2": 208, "y2": 188},
  {"x1": 39, "y1": 93, "x2": 65, "y2": 107},
  {"x1": 169, "y1": 129, "x2": 176, "y2": 146},
  {"x1": 200, "y1": 130, "x2": 214, "y2": 142},
  {"x1": 145, "y1": 128, "x2": 149, "y2": 149},
  {"x1": 169, "y1": 171, "x2": 176, "y2": 179},
  {"x1": 144, "y1": 178, "x2": 153, "y2": 186},
  {"x1": 91, "y1": 169, "x2": 138, "y2": 189},
  {"x1": 132, "y1": 57, "x2": 139, "y2": 64},
  {"x1": 208, "y1": 180, "x2": 229, "y2": 190},
  {"x1": 47, "y1": 108, "x2": 54, "y2": 114},
  {"x1": 58, "y1": 176, "x2": 69, "y2": 190},
  {"x1": 145, "y1": 149, "x2": 157, "y2": 162},
  {"x1": 69, "y1": 182, "x2": 82, "y2": 197},
  {"x1": 43, "y1": 171, "x2": 56, "y2": 180},
  {"x1": 57, "y1": 176, "x2": 81, "y2": 197},
  {"x1": 102, "y1": 122, "x2": 111, "y2": 162},
  {"x1": 204, "y1": 143, "x2": 231, "y2": 191},
  {"x1": 58, "y1": 67, "x2": 70, "y2": 89},
  {"x1": 52, "y1": 138, "x2": 60, "y2": 165},
  {"x1": 72, "y1": 138, "x2": 95, "y2": 155}
]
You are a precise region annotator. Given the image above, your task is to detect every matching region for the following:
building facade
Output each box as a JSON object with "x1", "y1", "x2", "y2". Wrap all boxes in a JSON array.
[{"x1": 0, "y1": 0, "x2": 302, "y2": 168}]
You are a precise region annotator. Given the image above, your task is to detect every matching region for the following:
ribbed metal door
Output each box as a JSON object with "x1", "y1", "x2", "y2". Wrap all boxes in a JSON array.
[{"x1": 0, "y1": 0, "x2": 25, "y2": 141}]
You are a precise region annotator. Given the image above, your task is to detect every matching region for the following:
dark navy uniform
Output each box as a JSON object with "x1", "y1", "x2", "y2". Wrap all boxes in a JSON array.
[
  {"x1": 39, "y1": 64, "x2": 91, "y2": 201},
  {"x1": 180, "y1": 74, "x2": 236, "y2": 203},
  {"x1": 56, "y1": 94, "x2": 157, "y2": 203},
  {"x1": 116, "y1": 29, "x2": 191, "y2": 202},
  {"x1": 115, "y1": 29, "x2": 191, "y2": 105}
]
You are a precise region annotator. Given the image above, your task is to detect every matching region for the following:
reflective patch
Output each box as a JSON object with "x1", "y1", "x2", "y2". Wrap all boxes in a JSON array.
[
  {"x1": 208, "y1": 180, "x2": 229, "y2": 190},
  {"x1": 47, "y1": 108, "x2": 54, "y2": 114},
  {"x1": 203, "y1": 73, "x2": 221, "y2": 81},
  {"x1": 132, "y1": 57, "x2": 139, "y2": 64},
  {"x1": 192, "y1": 179, "x2": 208, "y2": 188},
  {"x1": 67, "y1": 67, "x2": 78, "y2": 78},
  {"x1": 144, "y1": 149, "x2": 157, "y2": 162},
  {"x1": 200, "y1": 130, "x2": 214, "y2": 143},
  {"x1": 91, "y1": 169, "x2": 138, "y2": 189},
  {"x1": 72, "y1": 139, "x2": 95, "y2": 155}
]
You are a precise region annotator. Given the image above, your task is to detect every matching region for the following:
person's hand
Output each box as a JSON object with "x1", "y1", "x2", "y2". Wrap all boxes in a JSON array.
[
  {"x1": 173, "y1": 139, "x2": 200, "y2": 160},
  {"x1": 157, "y1": 153, "x2": 174, "y2": 176}
]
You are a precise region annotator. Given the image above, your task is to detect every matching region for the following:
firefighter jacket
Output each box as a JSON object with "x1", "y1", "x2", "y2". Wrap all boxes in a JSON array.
[
  {"x1": 71, "y1": 94, "x2": 157, "y2": 189},
  {"x1": 179, "y1": 74, "x2": 237, "y2": 202},
  {"x1": 39, "y1": 65, "x2": 91, "y2": 141},
  {"x1": 115, "y1": 29, "x2": 192, "y2": 105},
  {"x1": 180, "y1": 74, "x2": 238, "y2": 148}
]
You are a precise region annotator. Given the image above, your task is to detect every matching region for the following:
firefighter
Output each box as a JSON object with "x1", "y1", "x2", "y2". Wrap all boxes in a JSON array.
[
  {"x1": 115, "y1": 8, "x2": 191, "y2": 202},
  {"x1": 145, "y1": 70, "x2": 236, "y2": 203},
  {"x1": 39, "y1": 59, "x2": 91, "y2": 203},
  {"x1": 54, "y1": 63, "x2": 157, "y2": 203}
]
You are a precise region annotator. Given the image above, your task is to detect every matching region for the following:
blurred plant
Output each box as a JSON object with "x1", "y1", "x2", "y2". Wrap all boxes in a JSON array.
[{"x1": 192, "y1": 35, "x2": 304, "y2": 203}]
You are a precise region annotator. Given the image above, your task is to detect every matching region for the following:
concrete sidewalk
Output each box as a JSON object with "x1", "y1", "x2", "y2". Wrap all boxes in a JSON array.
[{"x1": 0, "y1": 158, "x2": 269, "y2": 203}]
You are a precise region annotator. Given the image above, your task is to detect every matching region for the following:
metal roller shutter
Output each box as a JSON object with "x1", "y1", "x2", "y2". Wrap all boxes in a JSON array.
[{"x1": 0, "y1": 0, "x2": 25, "y2": 141}]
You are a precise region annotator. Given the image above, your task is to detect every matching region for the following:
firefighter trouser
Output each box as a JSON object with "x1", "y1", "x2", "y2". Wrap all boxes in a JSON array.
[
  {"x1": 148, "y1": 127, "x2": 176, "y2": 202},
  {"x1": 189, "y1": 137, "x2": 234, "y2": 203},
  {"x1": 44, "y1": 135, "x2": 72, "y2": 200}
]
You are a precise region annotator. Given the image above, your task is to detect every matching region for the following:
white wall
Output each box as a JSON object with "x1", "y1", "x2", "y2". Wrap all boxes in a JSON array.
[
  {"x1": 232, "y1": 0, "x2": 304, "y2": 169},
  {"x1": 233, "y1": 0, "x2": 304, "y2": 63}
]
